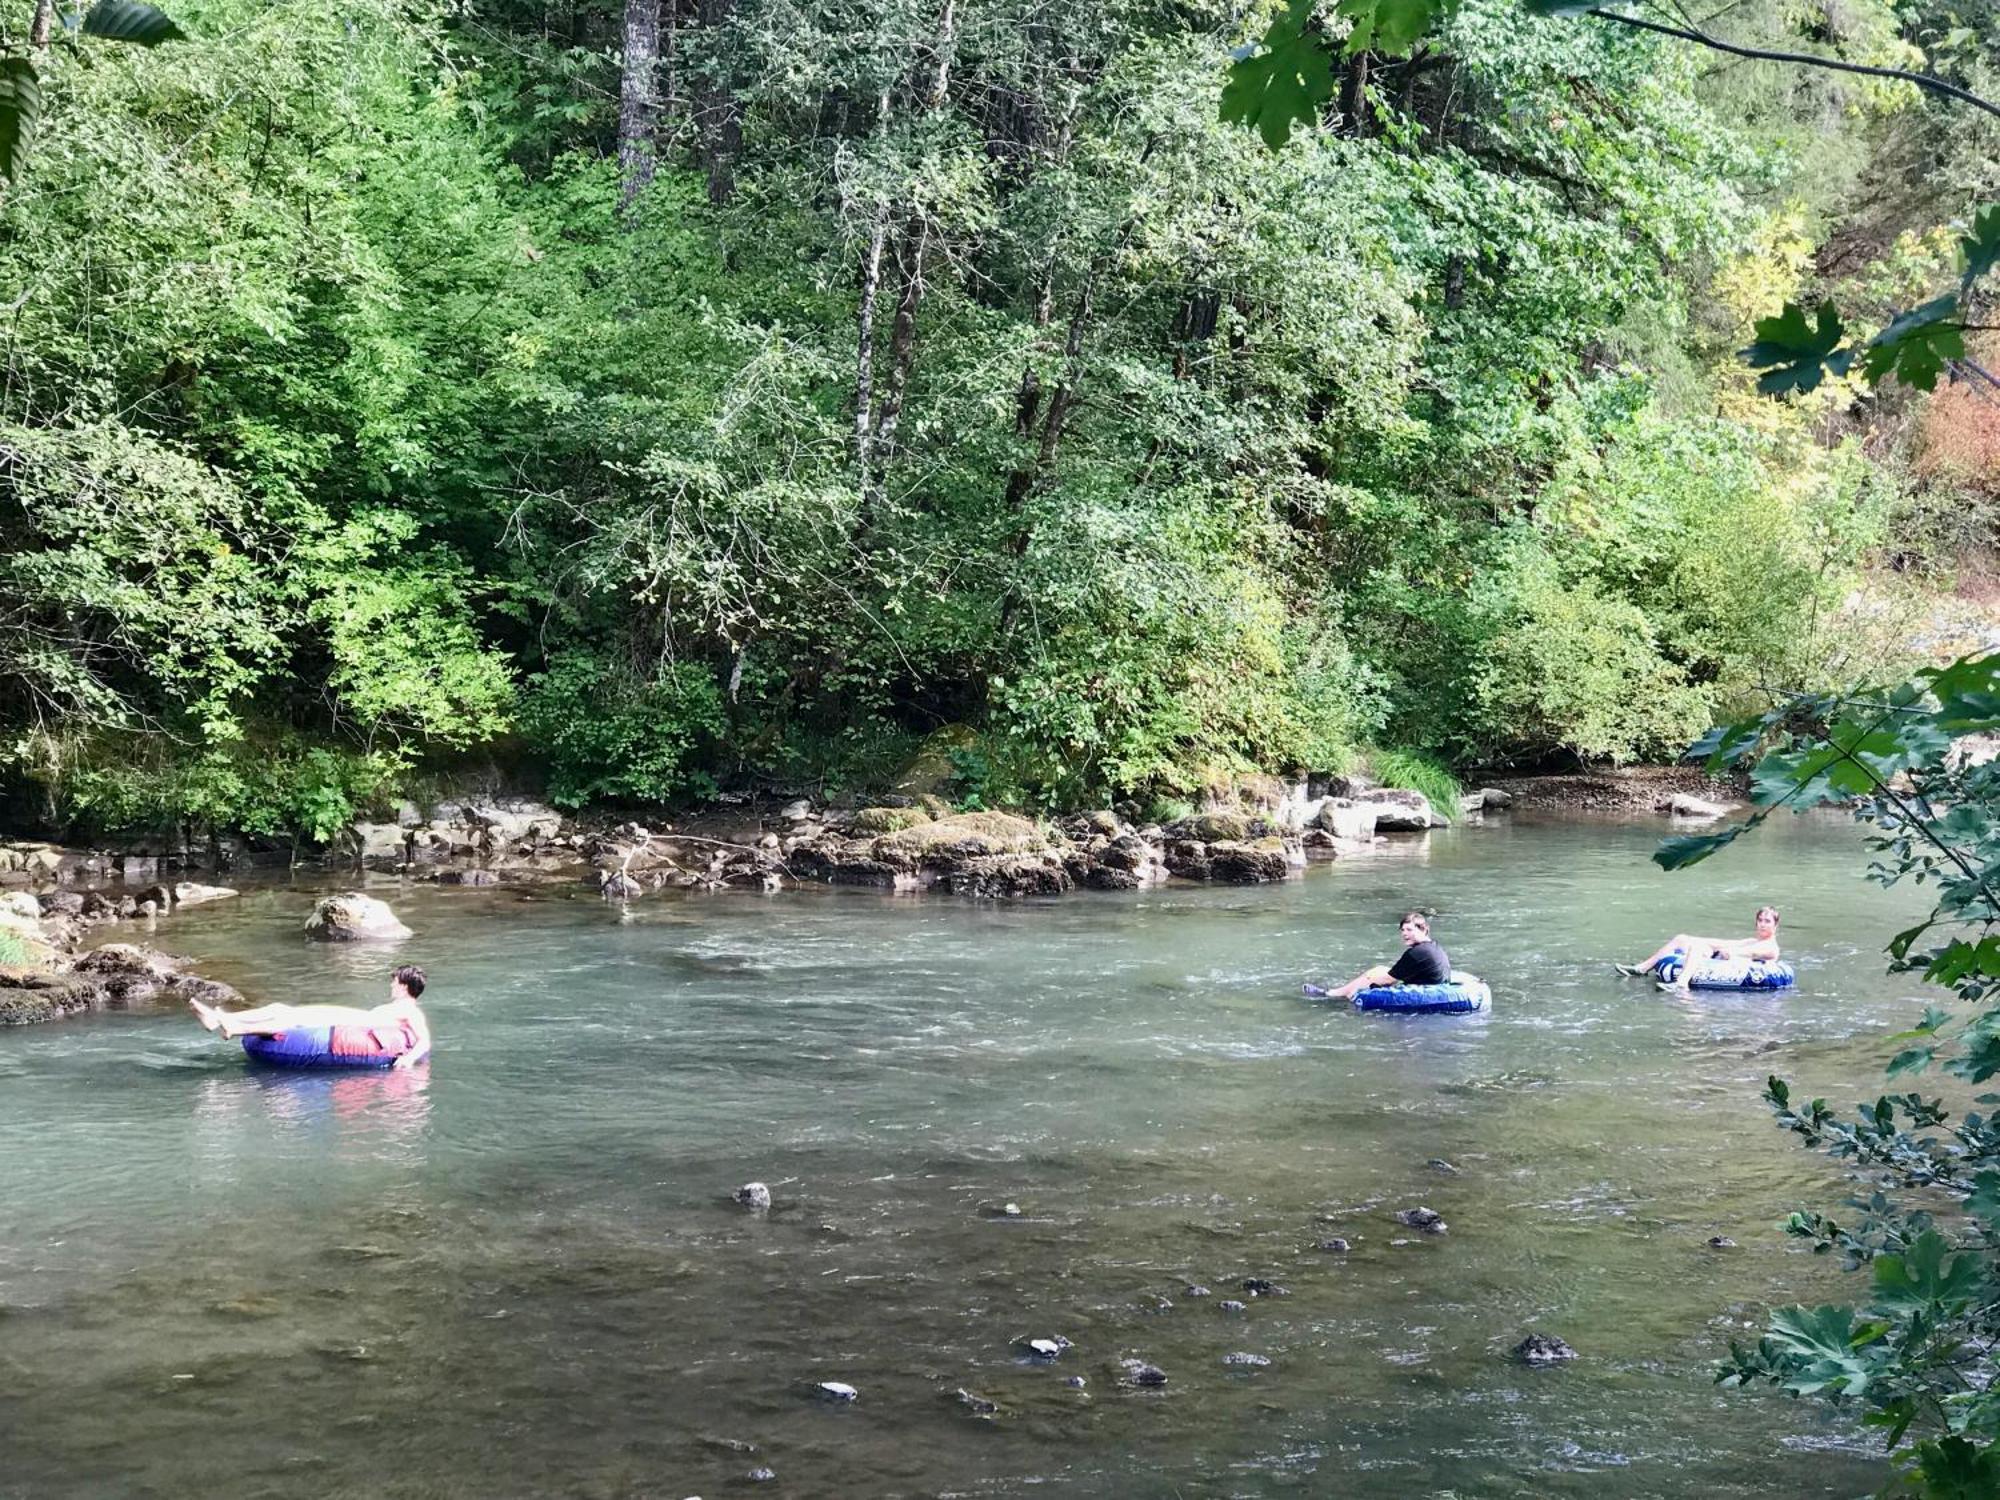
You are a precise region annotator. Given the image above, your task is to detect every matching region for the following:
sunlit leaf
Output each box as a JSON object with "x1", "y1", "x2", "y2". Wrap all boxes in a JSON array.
[
  {"x1": 1220, "y1": 0, "x2": 1334, "y2": 150},
  {"x1": 1336, "y1": 0, "x2": 1446, "y2": 55}
]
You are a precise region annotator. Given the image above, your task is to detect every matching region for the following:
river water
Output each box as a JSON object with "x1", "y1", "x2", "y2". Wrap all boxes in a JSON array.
[{"x1": 0, "y1": 813, "x2": 1940, "y2": 1497}]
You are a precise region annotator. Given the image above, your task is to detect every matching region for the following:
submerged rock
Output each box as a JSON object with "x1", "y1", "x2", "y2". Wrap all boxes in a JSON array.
[
  {"x1": 303, "y1": 892, "x2": 412, "y2": 942},
  {"x1": 1512, "y1": 1334, "x2": 1578, "y2": 1366},
  {"x1": 1021, "y1": 1336, "x2": 1071, "y2": 1360},
  {"x1": 1222, "y1": 1352, "x2": 1271, "y2": 1368},
  {"x1": 954, "y1": 1388, "x2": 999, "y2": 1415},
  {"x1": 1662, "y1": 793, "x2": 1733, "y2": 820},
  {"x1": 1316, "y1": 1238, "x2": 1351, "y2": 1253},
  {"x1": 1707, "y1": 1236, "x2": 1738, "y2": 1250},
  {"x1": 1394, "y1": 1207, "x2": 1447, "y2": 1235},
  {"x1": 1117, "y1": 1359, "x2": 1168, "y2": 1387},
  {"x1": 1426, "y1": 1158, "x2": 1462, "y2": 1176},
  {"x1": 1218, "y1": 1299, "x2": 1247, "y2": 1315},
  {"x1": 734, "y1": 1182, "x2": 772, "y2": 1211},
  {"x1": 1064, "y1": 1375, "x2": 1087, "y2": 1389},
  {"x1": 1182, "y1": 1283, "x2": 1212, "y2": 1298},
  {"x1": 813, "y1": 1381, "x2": 859, "y2": 1403}
]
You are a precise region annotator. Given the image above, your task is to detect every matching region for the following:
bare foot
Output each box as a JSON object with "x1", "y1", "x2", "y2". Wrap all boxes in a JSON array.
[{"x1": 188, "y1": 997, "x2": 223, "y2": 1032}]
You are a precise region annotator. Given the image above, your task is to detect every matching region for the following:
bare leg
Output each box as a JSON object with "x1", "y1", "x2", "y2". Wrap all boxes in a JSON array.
[
  {"x1": 1621, "y1": 934, "x2": 1709, "y2": 976},
  {"x1": 1331, "y1": 964, "x2": 1396, "y2": 1000},
  {"x1": 209, "y1": 1002, "x2": 378, "y2": 1038},
  {"x1": 189, "y1": 997, "x2": 224, "y2": 1032}
]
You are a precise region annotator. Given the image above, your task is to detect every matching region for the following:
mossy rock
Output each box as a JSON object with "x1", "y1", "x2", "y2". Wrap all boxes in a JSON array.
[
  {"x1": 0, "y1": 972, "x2": 94, "y2": 1025},
  {"x1": 877, "y1": 812, "x2": 1044, "y2": 858},
  {"x1": 852, "y1": 806, "x2": 938, "y2": 834},
  {"x1": 1166, "y1": 813, "x2": 1251, "y2": 843},
  {"x1": 891, "y1": 724, "x2": 982, "y2": 798}
]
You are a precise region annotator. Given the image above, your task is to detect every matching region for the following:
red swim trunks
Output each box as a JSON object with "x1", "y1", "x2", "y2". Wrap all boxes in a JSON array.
[{"x1": 327, "y1": 1022, "x2": 415, "y2": 1058}]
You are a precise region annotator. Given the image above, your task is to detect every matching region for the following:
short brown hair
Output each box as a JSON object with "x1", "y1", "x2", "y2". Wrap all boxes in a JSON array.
[
  {"x1": 1400, "y1": 911, "x2": 1430, "y2": 933},
  {"x1": 394, "y1": 964, "x2": 427, "y2": 998},
  {"x1": 1755, "y1": 906, "x2": 1779, "y2": 926}
]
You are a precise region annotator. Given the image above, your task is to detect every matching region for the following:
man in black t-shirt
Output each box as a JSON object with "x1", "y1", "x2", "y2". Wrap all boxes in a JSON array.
[{"x1": 1326, "y1": 911, "x2": 1453, "y2": 999}]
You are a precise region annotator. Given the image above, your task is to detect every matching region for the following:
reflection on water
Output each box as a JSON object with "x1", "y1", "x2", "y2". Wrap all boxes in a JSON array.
[{"x1": 0, "y1": 814, "x2": 1932, "y2": 1496}]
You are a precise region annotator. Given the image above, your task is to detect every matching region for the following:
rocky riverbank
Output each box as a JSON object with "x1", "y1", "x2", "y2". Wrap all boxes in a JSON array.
[{"x1": 0, "y1": 883, "x2": 245, "y2": 1025}]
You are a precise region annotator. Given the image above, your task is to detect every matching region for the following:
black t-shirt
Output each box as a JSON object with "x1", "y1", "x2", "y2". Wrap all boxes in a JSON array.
[{"x1": 1388, "y1": 940, "x2": 1451, "y2": 986}]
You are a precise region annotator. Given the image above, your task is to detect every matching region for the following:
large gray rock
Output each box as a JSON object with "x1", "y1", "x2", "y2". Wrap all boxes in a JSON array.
[
  {"x1": 1356, "y1": 789, "x2": 1434, "y2": 832},
  {"x1": 303, "y1": 892, "x2": 412, "y2": 942},
  {"x1": 1315, "y1": 799, "x2": 1379, "y2": 841},
  {"x1": 466, "y1": 802, "x2": 561, "y2": 844},
  {"x1": 350, "y1": 822, "x2": 410, "y2": 861}
]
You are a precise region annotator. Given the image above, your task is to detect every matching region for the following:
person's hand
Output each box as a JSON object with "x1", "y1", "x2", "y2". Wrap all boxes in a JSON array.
[{"x1": 393, "y1": 1051, "x2": 427, "y2": 1071}]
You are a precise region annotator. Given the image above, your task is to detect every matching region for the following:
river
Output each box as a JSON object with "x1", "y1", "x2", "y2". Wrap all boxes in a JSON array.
[{"x1": 0, "y1": 812, "x2": 1937, "y2": 1496}]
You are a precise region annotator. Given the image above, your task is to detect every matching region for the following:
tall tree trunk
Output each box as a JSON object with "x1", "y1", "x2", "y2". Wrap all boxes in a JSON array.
[
  {"x1": 30, "y1": 0, "x2": 53, "y2": 48},
  {"x1": 618, "y1": 0, "x2": 662, "y2": 215},
  {"x1": 696, "y1": 0, "x2": 741, "y2": 205},
  {"x1": 850, "y1": 89, "x2": 893, "y2": 484},
  {"x1": 855, "y1": 0, "x2": 958, "y2": 516}
]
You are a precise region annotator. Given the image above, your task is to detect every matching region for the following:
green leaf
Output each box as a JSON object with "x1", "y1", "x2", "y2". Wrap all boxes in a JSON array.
[
  {"x1": 1960, "y1": 204, "x2": 2000, "y2": 297},
  {"x1": 1885, "y1": 1045, "x2": 1936, "y2": 1078},
  {"x1": 1871, "y1": 1231, "x2": 1986, "y2": 1317},
  {"x1": 1927, "y1": 654, "x2": 2000, "y2": 731},
  {"x1": 79, "y1": 0, "x2": 185, "y2": 43},
  {"x1": 1336, "y1": 0, "x2": 1446, "y2": 55},
  {"x1": 1861, "y1": 297, "x2": 1965, "y2": 392},
  {"x1": 0, "y1": 57, "x2": 39, "y2": 188},
  {"x1": 1965, "y1": 1170, "x2": 2000, "y2": 1227},
  {"x1": 1763, "y1": 1303, "x2": 1885, "y2": 1396},
  {"x1": 1739, "y1": 301, "x2": 1853, "y2": 396},
  {"x1": 1907, "y1": 1436, "x2": 2000, "y2": 1500},
  {"x1": 1653, "y1": 824, "x2": 1747, "y2": 871},
  {"x1": 1221, "y1": 0, "x2": 1335, "y2": 150},
  {"x1": 1690, "y1": 716, "x2": 1765, "y2": 773}
]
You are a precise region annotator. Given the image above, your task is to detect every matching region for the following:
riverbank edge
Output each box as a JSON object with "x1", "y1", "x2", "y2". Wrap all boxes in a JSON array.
[{"x1": 0, "y1": 765, "x2": 1743, "y2": 1026}]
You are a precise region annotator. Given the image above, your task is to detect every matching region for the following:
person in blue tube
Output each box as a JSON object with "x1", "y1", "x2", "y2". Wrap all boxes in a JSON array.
[
  {"x1": 190, "y1": 964, "x2": 432, "y2": 1069},
  {"x1": 1325, "y1": 910, "x2": 1452, "y2": 999}
]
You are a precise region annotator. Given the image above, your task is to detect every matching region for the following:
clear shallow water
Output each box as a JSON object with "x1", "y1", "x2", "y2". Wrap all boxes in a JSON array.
[{"x1": 0, "y1": 813, "x2": 1938, "y2": 1497}]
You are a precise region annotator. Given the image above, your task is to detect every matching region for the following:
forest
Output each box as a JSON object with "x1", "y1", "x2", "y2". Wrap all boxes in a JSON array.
[{"x1": 1, "y1": 0, "x2": 1996, "y2": 839}]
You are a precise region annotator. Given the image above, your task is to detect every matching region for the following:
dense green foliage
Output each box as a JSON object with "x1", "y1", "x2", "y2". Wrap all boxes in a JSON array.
[
  {"x1": 0, "y1": 0, "x2": 1991, "y2": 836},
  {"x1": 1665, "y1": 656, "x2": 2000, "y2": 1497}
]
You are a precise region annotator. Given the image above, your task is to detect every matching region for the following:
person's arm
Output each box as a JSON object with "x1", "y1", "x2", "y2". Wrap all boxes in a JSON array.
[
  {"x1": 394, "y1": 1005, "x2": 431, "y2": 1068},
  {"x1": 1332, "y1": 964, "x2": 1395, "y2": 999}
]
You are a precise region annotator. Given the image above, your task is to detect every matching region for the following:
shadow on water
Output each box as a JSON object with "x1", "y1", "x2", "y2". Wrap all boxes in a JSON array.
[{"x1": 0, "y1": 814, "x2": 1923, "y2": 1496}]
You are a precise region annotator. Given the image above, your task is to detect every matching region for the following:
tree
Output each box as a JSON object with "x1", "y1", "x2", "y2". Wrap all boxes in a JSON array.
[{"x1": 1221, "y1": 0, "x2": 2000, "y2": 399}]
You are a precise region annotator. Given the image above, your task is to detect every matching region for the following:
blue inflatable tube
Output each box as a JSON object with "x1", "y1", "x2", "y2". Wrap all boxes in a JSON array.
[
  {"x1": 1305, "y1": 973, "x2": 1492, "y2": 1014},
  {"x1": 1654, "y1": 953, "x2": 1795, "y2": 991},
  {"x1": 241, "y1": 1027, "x2": 401, "y2": 1069}
]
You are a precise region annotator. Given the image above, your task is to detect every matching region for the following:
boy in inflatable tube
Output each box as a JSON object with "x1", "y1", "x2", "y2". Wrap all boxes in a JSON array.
[
  {"x1": 1323, "y1": 911, "x2": 1452, "y2": 999},
  {"x1": 1616, "y1": 907, "x2": 1780, "y2": 991},
  {"x1": 190, "y1": 964, "x2": 432, "y2": 1068}
]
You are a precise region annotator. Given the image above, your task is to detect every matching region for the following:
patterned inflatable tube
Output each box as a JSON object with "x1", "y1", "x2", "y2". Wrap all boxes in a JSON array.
[
  {"x1": 1654, "y1": 953, "x2": 1795, "y2": 990},
  {"x1": 1305, "y1": 973, "x2": 1492, "y2": 1014},
  {"x1": 241, "y1": 1026, "x2": 405, "y2": 1069}
]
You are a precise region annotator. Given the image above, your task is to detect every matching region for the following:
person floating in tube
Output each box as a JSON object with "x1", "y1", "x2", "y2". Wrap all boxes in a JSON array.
[
  {"x1": 190, "y1": 964, "x2": 432, "y2": 1069},
  {"x1": 1323, "y1": 910, "x2": 1451, "y2": 999},
  {"x1": 1616, "y1": 907, "x2": 1780, "y2": 991}
]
